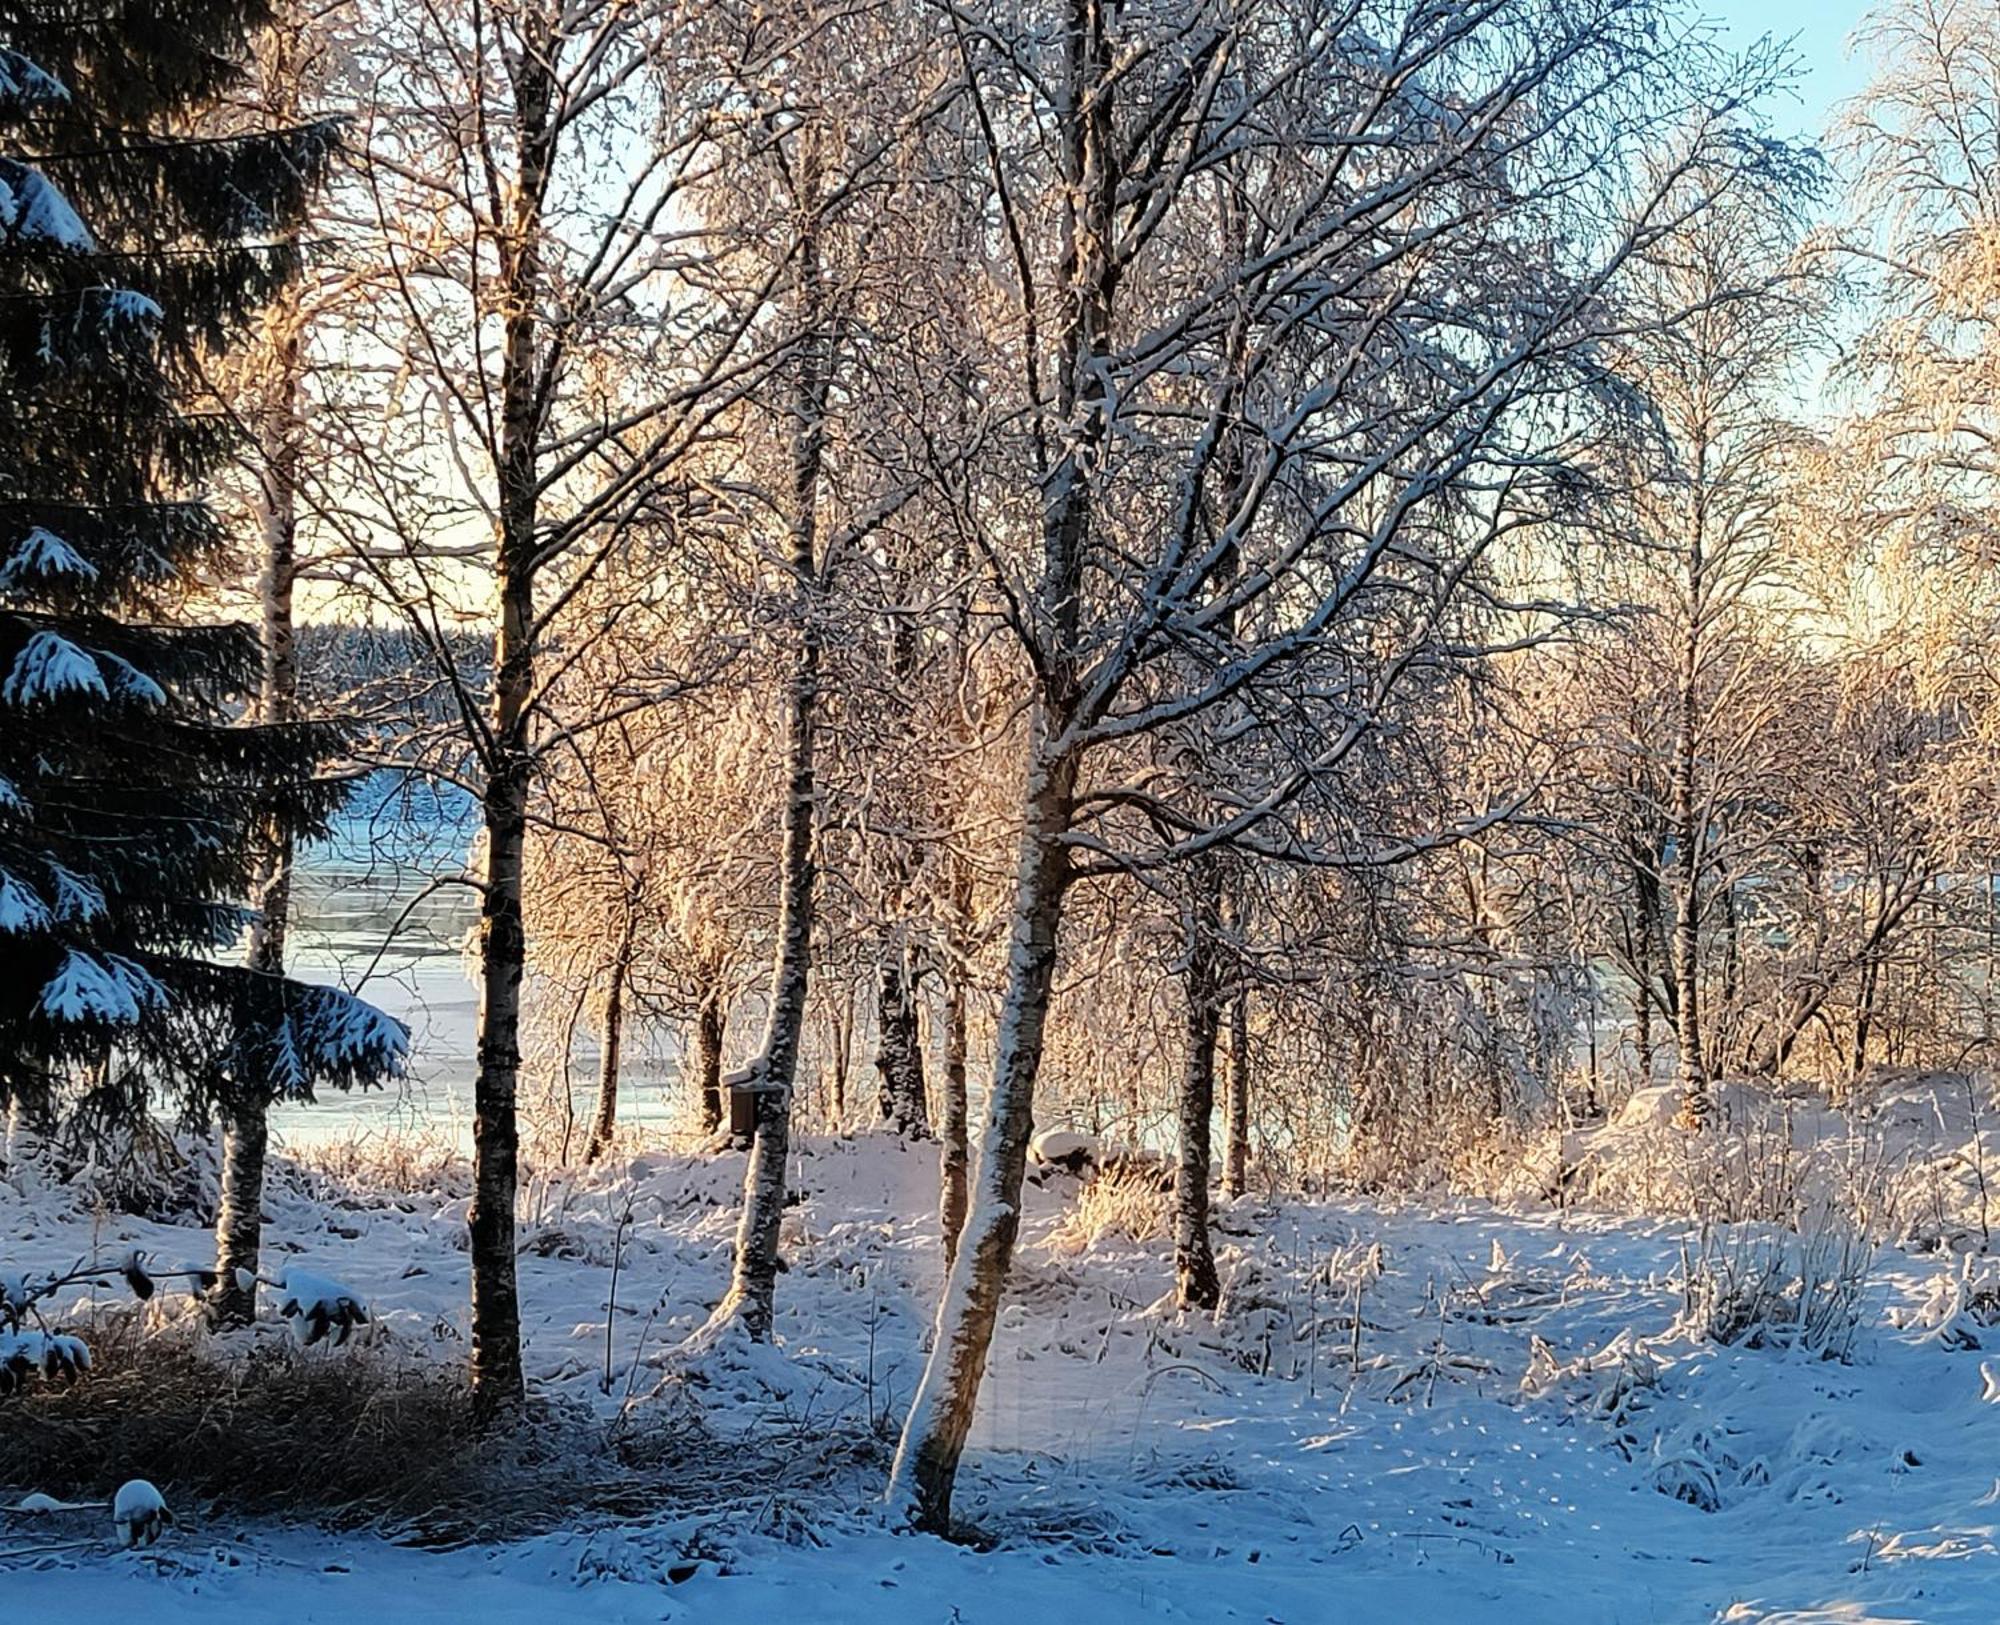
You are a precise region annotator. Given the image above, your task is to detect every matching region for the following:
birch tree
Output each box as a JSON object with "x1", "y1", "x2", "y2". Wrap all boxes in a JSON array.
[
  {"x1": 886, "y1": 0, "x2": 1786, "y2": 1531},
  {"x1": 319, "y1": 0, "x2": 794, "y2": 1418},
  {"x1": 699, "y1": 123, "x2": 833, "y2": 1343},
  {"x1": 1843, "y1": 0, "x2": 2000, "y2": 563},
  {"x1": 1595, "y1": 152, "x2": 1822, "y2": 1124},
  {"x1": 205, "y1": 11, "x2": 326, "y2": 1328},
  {"x1": 693, "y1": 0, "x2": 957, "y2": 1343}
]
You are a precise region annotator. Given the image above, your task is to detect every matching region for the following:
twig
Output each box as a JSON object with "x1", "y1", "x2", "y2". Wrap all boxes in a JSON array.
[
  {"x1": 0, "y1": 1538, "x2": 100, "y2": 1562},
  {"x1": 602, "y1": 1199, "x2": 635, "y2": 1394}
]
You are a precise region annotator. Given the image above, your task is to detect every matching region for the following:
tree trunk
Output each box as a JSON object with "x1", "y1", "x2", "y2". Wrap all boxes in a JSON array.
[
  {"x1": 1187, "y1": 254, "x2": 1246, "y2": 1226},
  {"x1": 4, "y1": 1091, "x2": 42, "y2": 1186},
  {"x1": 825, "y1": 988, "x2": 852, "y2": 1127},
  {"x1": 471, "y1": 745, "x2": 531, "y2": 1417},
  {"x1": 875, "y1": 953, "x2": 931, "y2": 1138},
  {"x1": 873, "y1": 545, "x2": 930, "y2": 1141},
  {"x1": 1221, "y1": 980, "x2": 1250, "y2": 1199},
  {"x1": 705, "y1": 147, "x2": 828, "y2": 1344},
  {"x1": 1630, "y1": 848, "x2": 1657, "y2": 1082},
  {"x1": 939, "y1": 916, "x2": 970, "y2": 1269},
  {"x1": 213, "y1": 236, "x2": 304, "y2": 1330},
  {"x1": 212, "y1": 620, "x2": 291, "y2": 1333},
  {"x1": 583, "y1": 937, "x2": 630, "y2": 1164},
  {"x1": 888, "y1": 746, "x2": 1077, "y2": 1531},
  {"x1": 1671, "y1": 559, "x2": 1706, "y2": 1128},
  {"x1": 1717, "y1": 853, "x2": 1742, "y2": 1076},
  {"x1": 710, "y1": 619, "x2": 817, "y2": 1338},
  {"x1": 1850, "y1": 957, "x2": 1879, "y2": 1092},
  {"x1": 467, "y1": 14, "x2": 555, "y2": 1424},
  {"x1": 695, "y1": 988, "x2": 726, "y2": 1133},
  {"x1": 1986, "y1": 869, "x2": 1997, "y2": 1046},
  {"x1": 935, "y1": 361, "x2": 981, "y2": 1269},
  {"x1": 1672, "y1": 817, "x2": 1704, "y2": 1124},
  {"x1": 1174, "y1": 867, "x2": 1221, "y2": 1311},
  {"x1": 887, "y1": 0, "x2": 1107, "y2": 1530},
  {"x1": 212, "y1": 1102, "x2": 270, "y2": 1323}
]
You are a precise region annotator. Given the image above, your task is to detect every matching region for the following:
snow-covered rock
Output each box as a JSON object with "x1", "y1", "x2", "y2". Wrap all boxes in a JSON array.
[
  {"x1": 111, "y1": 1479, "x2": 167, "y2": 1548},
  {"x1": 1029, "y1": 1129, "x2": 1100, "y2": 1173}
]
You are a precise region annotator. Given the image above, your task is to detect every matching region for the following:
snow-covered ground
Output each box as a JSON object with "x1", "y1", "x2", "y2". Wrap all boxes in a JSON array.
[{"x1": 6, "y1": 1127, "x2": 2000, "y2": 1622}]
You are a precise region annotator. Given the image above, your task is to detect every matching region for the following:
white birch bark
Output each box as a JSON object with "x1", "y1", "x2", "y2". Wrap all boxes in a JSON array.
[{"x1": 701, "y1": 133, "x2": 830, "y2": 1343}]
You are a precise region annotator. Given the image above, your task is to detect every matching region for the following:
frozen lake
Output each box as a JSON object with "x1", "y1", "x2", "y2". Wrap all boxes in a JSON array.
[
  {"x1": 269, "y1": 782, "x2": 683, "y2": 1148},
  {"x1": 270, "y1": 855, "x2": 483, "y2": 1146}
]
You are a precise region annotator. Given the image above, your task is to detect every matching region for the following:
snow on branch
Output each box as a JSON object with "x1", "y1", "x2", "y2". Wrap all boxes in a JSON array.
[
  {"x1": 0, "y1": 870, "x2": 50, "y2": 935},
  {"x1": 2, "y1": 631, "x2": 108, "y2": 706},
  {"x1": 221, "y1": 975, "x2": 410, "y2": 1102},
  {"x1": 38, "y1": 950, "x2": 165, "y2": 1026},
  {"x1": 0, "y1": 527, "x2": 99, "y2": 593},
  {"x1": 0, "y1": 1330, "x2": 89, "y2": 1395},
  {"x1": 0, "y1": 1251, "x2": 221, "y2": 1397},
  {"x1": 289, "y1": 984, "x2": 408, "y2": 1087},
  {"x1": 0, "y1": 158, "x2": 92, "y2": 252},
  {"x1": 0, "y1": 49, "x2": 67, "y2": 113}
]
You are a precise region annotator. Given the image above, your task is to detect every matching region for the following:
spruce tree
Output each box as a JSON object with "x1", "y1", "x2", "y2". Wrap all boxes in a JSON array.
[{"x1": 0, "y1": 7, "x2": 402, "y2": 1173}]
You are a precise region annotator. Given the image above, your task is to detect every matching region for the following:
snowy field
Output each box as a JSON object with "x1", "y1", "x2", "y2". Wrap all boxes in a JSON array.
[{"x1": 6, "y1": 1127, "x2": 2000, "y2": 1623}]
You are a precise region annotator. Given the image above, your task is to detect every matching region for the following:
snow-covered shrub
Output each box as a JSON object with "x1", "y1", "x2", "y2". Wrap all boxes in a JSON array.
[
  {"x1": 1444, "y1": 1119, "x2": 1566, "y2": 1206},
  {"x1": 0, "y1": 1248, "x2": 203, "y2": 1396},
  {"x1": 34, "y1": 1116, "x2": 217, "y2": 1221},
  {"x1": 1675, "y1": 1423, "x2": 1777, "y2": 1511},
  {"x1": 290, "y1": 1128, "x2": 469, "y2": 1204},
  {"x1": 1522, "y1": 1330, "x2": 1661, "y2": 1433},
  {"x1": 1894, "y1": 1254, "x2": 2000, "y2": 1349},
  {"x1": 1028, "y1": 1127, "x2": 1101, "y2": 1178},
  {"x1": 1325, "y1": 1239, "x2": 1386, "y2": 1299},
  {"x1": 1674, "y1": 1216, "x2": 1872, "y2": 1360},
  {"x1": 0, "y1": 1314, "x2": 479, "y2": 1528},
  {"x1": 1649, "y1": 1425, "x2": 1753, "y2": 1513},
  {"x1": 275, "y1": 1269, "x2": 371, "y2": 1347},
  {"x1": 1567, "y1": 1081, "x2": 1923, "y2": 1241},
  {"x1": 0, "y1": 1480, "x2": 175, "y2": 1553},
  {"x1": 0, "y1": 1327, "x2": 90, "y2": 1394},
  {"x1": 1333, "y1": 1076, "x2": 1540, "y2": 1197},
  {"x1": 1652, "y1": 1444, "x2": 1723, "y2": 1512}
]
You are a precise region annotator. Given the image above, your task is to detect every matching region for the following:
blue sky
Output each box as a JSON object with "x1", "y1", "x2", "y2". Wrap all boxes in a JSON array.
[{"x1": 1711, "y1": 0, "x2": 1878, "y2": 143}]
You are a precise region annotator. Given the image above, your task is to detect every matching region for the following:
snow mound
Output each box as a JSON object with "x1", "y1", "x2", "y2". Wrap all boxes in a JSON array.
[{"x1": 1565, "y1": 1072, "x2": 2000, "y2": 1248}]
